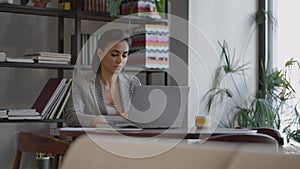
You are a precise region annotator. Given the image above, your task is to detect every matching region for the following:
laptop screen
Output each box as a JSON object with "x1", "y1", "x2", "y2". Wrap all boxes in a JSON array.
[{"x1": 128, "y1": 85, "x2": 189, "y2": 129}]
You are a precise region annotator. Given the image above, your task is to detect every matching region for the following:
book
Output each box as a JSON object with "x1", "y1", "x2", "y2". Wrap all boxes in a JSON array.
[
  {"x1": 42, "y1": 81, "x2": 67, "y2": 119},
  {"x1": 0, "y1": 52, "x2": 6, "y2": 62},
  {"x1": 32, "y1": 78, "x2": 67, "y2": 117},
  {"x1": 41, "y1": 78, "x2": 67, "y2": 119},
  {"x1": 34, "y1": 60, "x2": 69, "y2": 65},
  {"x1": 0, "y1": 109, "x2": 8, "y2": 119},
  {"x1": 54, "y1": 86, "x2": 71, "y2": 119},
  {"x1": 6, "y1": 57, "x2": 34, "y2": 63},
  {"x1": 0, "y1": 115, "x2": 8, "y2": 119},
  {"x1": 8, "y1": 116, "x2": 42, "y2": 120},
  {"x1": 46, "y1": 79, "x2": 72, "y2": 119},
  {"x1": 25, "y1": 52, "x2": 71, "y2": 58},
  {"x1": 8, "y1": 109, "x2": 39, "y2": 116},
  {"x1": 31, "y1": 56, "x2": 71, "y2": 62},
  {"x1": 0, "y1": 109, "x2": 7, "y2": 116}
]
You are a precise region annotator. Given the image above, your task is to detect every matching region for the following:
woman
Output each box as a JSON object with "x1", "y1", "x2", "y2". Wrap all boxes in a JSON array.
[{"x1": 64, "y1": 29, "x2": 141, "y2": 127}]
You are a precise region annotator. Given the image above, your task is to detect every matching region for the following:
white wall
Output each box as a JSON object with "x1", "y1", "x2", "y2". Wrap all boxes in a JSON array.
[{"x1": 188, "y1": 0, "x2": 258, "y2": 127}]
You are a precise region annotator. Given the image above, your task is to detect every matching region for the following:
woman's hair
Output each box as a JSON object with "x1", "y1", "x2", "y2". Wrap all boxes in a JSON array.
[{"x1": 92, "y1": 29, "x2": 132, "y2": 72}]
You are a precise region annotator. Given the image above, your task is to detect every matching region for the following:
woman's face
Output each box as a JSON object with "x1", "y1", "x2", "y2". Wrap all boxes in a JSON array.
[{"x1": 98, "y1": 40, "x2": 129, "y2": 74}]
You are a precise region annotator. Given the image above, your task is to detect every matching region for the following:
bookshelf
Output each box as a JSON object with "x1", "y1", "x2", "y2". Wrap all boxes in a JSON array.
[
  {"x1": 0, "y1": 62, "x2": 74, "y2": 77},
  {"x1": 0, "y1": 1, "x2": 169, "y2": 124}
]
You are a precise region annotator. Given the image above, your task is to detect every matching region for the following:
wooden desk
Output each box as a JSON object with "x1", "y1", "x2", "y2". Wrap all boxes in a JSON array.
[{"x1": 51, "y1": 127, "x2": 257, "y2": 140}]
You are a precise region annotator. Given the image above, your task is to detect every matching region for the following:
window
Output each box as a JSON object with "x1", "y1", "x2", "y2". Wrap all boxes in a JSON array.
[{"x1": 277, "y1": 1, "x2": 300, "y2": 100}]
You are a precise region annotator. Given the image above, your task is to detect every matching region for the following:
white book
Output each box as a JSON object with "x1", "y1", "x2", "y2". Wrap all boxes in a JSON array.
[
  {"x1": 44, "y1": 81, "x2": 68, "y2": 119},
  {"x1": 55, "y1": 88, "x2": 71, "y2": 119},
  {"x1": 32, "y1": 56, "x2": 71, "y2": 62},
  {"x1": 0, "y1": 109, "x2": 7, "y2": 115},
  {"x1": 40, "y1": 78, "x2": 67, "y2": 118},
  {"x1": 6, "y1": 57, "x2": 34, "y2": 63},
  {"x1": 36, "y1": 60, "x2": 69, "y2": 64},
  {"x1": 48, "y1": 79, "x2": 72, "y2": 119},
  {"x1": 26, "y1": 52, "x2": 71, "y2": 58},
  {"x1": 8, "y1": 116, "x2": 42, "y2": 120},
  {"x1": 0, "y1": 115, "x2": 8, "y2": 119},
  {"x1": 8, "y1": 109, "x2": 36, "y2": 113},
  {"x1": 8, "y1": 109, "x2": 38, "y2": 116},
  {"x1": 0, "y1": 52, "x2": 6, "y2": 62}
]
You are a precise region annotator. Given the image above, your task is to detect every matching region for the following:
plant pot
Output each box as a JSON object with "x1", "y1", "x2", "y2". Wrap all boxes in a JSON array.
[{"x1": 36, "y1": 157, "x2": 50, "y2": 169}]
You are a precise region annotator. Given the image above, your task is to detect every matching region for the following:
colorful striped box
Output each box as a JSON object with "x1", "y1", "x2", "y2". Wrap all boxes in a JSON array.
[
  {"x1": 128, "y1": 24, "x2": 169, "y2": 69},
  {"x1": 121, "y1": 0, "x2": 161, "y2": 19}
]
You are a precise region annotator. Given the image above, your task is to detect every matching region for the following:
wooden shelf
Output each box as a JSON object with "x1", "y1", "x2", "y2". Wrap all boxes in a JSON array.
[
  {"x1": 124, "y1": 66, "x2": 168, "y2": 73},
  {"x1": 0, "y1": 119, "x2": 64, "y2": 123},
  {"x1": 0, "y1": 3, "x2": 167, "y2": 24},
  {"x1": 0, "y1": 62, "x2": 74, "y2": 70},
  {"x1": 0, "y1": 3, "x2": 73, "y2": 17}
]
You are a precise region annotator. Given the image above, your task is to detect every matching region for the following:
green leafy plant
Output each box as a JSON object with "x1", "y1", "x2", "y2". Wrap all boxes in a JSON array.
[
  {"x1": 21, "y1": 0, "x2": 30, "y2": 5},
  {"x1": 203, "y1": 40, "x2": 300, "y2": 144},
  {"x1": 108, "y1": 0, "x2": 170, "y2": 17}
]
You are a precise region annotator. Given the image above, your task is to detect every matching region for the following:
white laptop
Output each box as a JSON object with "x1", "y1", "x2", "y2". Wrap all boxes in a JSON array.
[{"x1": 98, "y1": 85, "x2": 189, "y2": 130}]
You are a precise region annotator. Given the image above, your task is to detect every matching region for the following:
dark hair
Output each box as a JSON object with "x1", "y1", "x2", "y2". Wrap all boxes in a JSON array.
[{"x1": 92, "y1": 29, "x2": 132, "y2": 72}]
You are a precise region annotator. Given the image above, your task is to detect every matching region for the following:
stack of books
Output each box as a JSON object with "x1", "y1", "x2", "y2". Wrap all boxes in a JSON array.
[
  {"x1": 0, "y1": 109, "x2": 8, "y2": 119},
  {"x1": 7, "y1": 109, "x2": 41, "y2": 120},
  {"x1": 32, "y1": 78, "x2": 72, "y2": 120},
  {"x1": 25, "y1": 52, "x2": 71, "y2": 64}
]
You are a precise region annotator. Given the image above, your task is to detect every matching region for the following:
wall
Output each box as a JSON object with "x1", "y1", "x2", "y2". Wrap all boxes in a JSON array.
[{"x1": 188, "y1": 0, "x2": 258, "y2": 127}]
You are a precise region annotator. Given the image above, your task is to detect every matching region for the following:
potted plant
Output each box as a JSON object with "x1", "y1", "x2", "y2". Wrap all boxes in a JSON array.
[{"x1": 203, "y1": 40, "x2": 300, "y2": 145}]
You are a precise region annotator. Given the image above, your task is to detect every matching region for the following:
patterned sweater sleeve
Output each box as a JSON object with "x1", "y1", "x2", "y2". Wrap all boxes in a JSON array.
[{"x1": 64, "y1": 74, "x2": 98, "y2": 127}]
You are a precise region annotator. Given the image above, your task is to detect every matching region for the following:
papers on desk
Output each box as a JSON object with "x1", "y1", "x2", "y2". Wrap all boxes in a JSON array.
[
  {"x1": 54, "y1": 127, "x2": 256, "y2": 138},
  {"x1": 57, "y1": 115, "x2": 142, "y2": 133},
  {"x1": 96, "y1": 116, "x2": 142, "y2": 131},
  {"x1": 101, "y1": 115, "x2": 141, "y2": 128},
  {"x1": 58, "y1": 126, "x2": 141, "y2": 133},
  {"x1": 96, "y1": 124, "x2": 142, "y2": 131}
]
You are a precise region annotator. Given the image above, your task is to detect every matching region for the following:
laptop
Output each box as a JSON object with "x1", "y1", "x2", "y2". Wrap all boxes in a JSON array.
[{"x1": 97, "y1": 85, "x2": 189, "y2": 130}]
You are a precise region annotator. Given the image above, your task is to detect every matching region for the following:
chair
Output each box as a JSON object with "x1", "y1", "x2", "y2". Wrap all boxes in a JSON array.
[
  {"x1": 60, "y1": 134, "x2": 300, "y2": 169},
  {"x1": 12, "y1": 131, "x2": 70, "y2": 169},
  {"x1": 252, "y1": 127, "x2": 284, "y2": 145},
  {"x1": 208, "y1": 133, "x2": 279, "y2": 145}
]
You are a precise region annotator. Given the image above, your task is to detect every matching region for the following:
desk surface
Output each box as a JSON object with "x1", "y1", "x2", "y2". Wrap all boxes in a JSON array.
[{"x1": 51, "y1": 127, "x2": 257, "y2": 139}]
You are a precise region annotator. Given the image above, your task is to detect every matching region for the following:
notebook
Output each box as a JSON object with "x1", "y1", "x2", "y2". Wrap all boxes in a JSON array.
[{"x1": 96, "y1": 85, "x2": 189, "y2": 130}]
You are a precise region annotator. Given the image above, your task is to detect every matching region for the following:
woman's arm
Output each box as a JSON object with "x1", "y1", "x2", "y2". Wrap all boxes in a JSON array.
[{"x1": 64, "y1": 73, "x2": 107, "y2": 127}]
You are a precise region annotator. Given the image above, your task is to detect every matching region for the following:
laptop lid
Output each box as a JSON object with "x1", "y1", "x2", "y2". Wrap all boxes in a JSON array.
[{"x1": 128, "y1": 85, "x2": 189, "y2": 129}]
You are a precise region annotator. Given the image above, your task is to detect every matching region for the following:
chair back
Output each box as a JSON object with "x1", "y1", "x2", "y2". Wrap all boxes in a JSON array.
[
  {"x1": 13, "y1": 131, "x2": 69, "y2": 169},
  {"x1": 252, "y1": 127, "x2": 284, "y2": 145},
  {"x1": 60, "y1": 134, "x2": 300, "y2": 169},
  {"x1": 208, "y1": 133, "x2": 278, "y2": 145}
]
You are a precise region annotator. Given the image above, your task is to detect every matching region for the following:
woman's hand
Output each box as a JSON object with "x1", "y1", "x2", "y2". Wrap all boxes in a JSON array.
[
  {"x1": 120, "y1": 112, "x2": 128, "y2": 119},
  {"x1": 90, "y1": 116, "x2": 107, "y2": 127}
]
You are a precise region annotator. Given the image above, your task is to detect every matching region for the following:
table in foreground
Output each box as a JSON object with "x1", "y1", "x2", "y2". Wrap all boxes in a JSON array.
[{"x1": 50, "y1": 127, "x2": 257, "y2": 140}]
